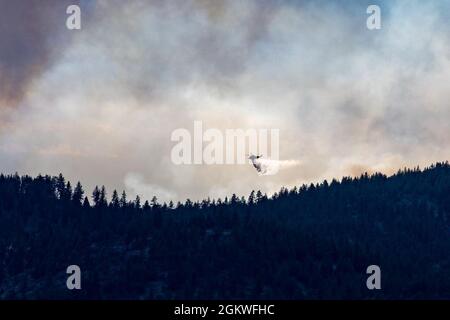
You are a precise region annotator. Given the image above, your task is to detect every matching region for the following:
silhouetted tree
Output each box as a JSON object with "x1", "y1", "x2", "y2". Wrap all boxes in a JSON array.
[
  {"x1": 120, "y1": 191, "x2": 127, "y2": 208},
  {"x1": 111, "y1": 190, "x2": 120, "y2": 208},
  {"x1": 0, "y1": 162, "x2": 449, "y2": 299},
  {"x1": 92, "y1": 186, "x2": 101, "y2": 207},
  {"x1": 134, "y1": 195, "x2": 141, "y2": 209},
  {"x1": 82, "y1": 196, "x2": 90, "y2": 208},
  {"x1": 99, "y1": 186, "x2": 107, "y2": 207},
  {"x1": 248, "y1": 190, "x2": 255, "y2": 204},
  {"x1": 151, "y1": 196, "x2": 159, "y2": 209},
  {"x1": 72, "y1": 182, "x2": 84, "y2": 206}
]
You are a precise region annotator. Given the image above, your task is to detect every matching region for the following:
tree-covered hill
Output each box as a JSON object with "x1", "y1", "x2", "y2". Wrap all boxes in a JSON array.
[{"x1": 0, "y1": 162, "x2": 449, "y2": 299}]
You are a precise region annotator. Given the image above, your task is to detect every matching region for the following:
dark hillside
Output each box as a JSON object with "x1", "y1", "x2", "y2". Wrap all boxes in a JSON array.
[{"x1": 0, "y1": 162, "x2": 449, "y2": 299}]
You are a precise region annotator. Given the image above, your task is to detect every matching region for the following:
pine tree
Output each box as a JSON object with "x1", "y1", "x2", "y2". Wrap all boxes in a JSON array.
[
  {"x1": 82, "y1": 196, "x2": 90, "y2": 208},
  {"x1": 92, "y1": 186, "x2": 101, "y2": 207},
  {"x1": 256, "y1": 190, "x2": 263, "y2": 203},
  {"x1": 248, "y1": 190, "x2": 255, "y2": 204},
  {"x1": 111, "y1": 190, "x2": 120, "y2": 208},
  {"x1": 231, "y1": 193, "x2": 238, "y2": 204},
  {"x1": 151, "y1": 196, "x2": 159, "y2": 208},
  {"x1": 143, "y1": 200, "x2": 151, "y2": 211},
  {"x1": 134, "y1": 195, "x2": 141, "y2": 209},
  {"x1": 72, "y1": 182, "x2": 84, "y2": 205},
  {"x1": 55, "y1": 173, "x2": 66, "y2": 199},
  {"x1": 120, "y1": 191, "x2": 127, "y2": 208},
  {"x1": 99, "y1": 186, "x2": 107, "y2": 207},
  {"x1": 64, "y1": 181, "x2": 73, "y2": 201}
]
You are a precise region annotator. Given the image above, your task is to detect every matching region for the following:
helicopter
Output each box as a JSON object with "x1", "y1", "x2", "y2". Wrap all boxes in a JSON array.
[{"x1": 248, "y1": 154, "x2": 266, "y2": 174}]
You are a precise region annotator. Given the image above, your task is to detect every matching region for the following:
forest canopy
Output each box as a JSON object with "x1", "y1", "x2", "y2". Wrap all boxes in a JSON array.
[{"x1": 0, "y1": 162, "x2": 449, "y2": 299}]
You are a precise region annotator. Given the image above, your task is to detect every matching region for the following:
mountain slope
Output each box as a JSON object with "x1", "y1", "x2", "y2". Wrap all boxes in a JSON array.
[{"x1": 0, "y1": 162, "x2": 449, "y2": 299}]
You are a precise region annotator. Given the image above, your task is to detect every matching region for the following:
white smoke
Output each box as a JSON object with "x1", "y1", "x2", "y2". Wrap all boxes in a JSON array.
[
  {"x1": 251, "y1": 158, "x2": 301, "y2": 176},
  {"x1": 124, "y1": 172, "x2": 177, "y2": 204}
]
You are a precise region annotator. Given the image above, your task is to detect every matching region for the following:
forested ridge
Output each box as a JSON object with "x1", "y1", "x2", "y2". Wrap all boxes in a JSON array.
[{"x1": 0, "y1": 162, "x2": 449, "y2": 299}]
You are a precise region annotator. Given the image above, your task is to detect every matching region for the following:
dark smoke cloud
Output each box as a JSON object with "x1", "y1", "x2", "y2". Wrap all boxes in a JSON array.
[{"x1": 0, "y1": 0, "x2": 82, "y2": 109}]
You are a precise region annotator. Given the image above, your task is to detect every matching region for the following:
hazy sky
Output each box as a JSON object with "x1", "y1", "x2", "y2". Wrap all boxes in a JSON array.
[{"x1": 0, "y1": 0, "x2": 449, "y2": 203}]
